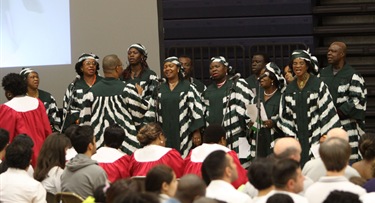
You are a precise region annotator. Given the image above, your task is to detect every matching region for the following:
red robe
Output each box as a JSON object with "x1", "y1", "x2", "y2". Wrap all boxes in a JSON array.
[
  {"x1": 0, "y1": 96, "x2": 52, "y2": 166},
  {"x1": 99, "y1": 155, "x2": 130, "y2": 183},
  {"x1": 184, "y1": 143, "x2": 248, "y2": 188}
]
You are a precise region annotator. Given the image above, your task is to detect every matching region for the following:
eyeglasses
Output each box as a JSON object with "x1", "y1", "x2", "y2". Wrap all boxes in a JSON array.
[{"x1": 83, "y1": 61, "x2": 97, "y2": 66}]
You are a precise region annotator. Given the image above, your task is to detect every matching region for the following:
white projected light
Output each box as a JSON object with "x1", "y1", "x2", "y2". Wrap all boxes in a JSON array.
[{"x1": 0, "y1": 0, "x2": 71, "y2": 68}]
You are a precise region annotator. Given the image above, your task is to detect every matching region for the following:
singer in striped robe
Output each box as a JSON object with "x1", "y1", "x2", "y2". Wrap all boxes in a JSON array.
[
  {"x1": 80, "y1": 54, "x2": 147, "y2": 154},
  {"x1": 278, "y1": 50, "x2": 341, "y2": 166},
  {"x1": 121, "y1": 43, "x2": 158, "y2": 102},
  {"x1": 144, "y1": 57, "x2": 205, "y2": 157},
  {"x1": 202, "y1": 56, "x2": 254, "y2": 168},
  {"x1": 319, "y1": 42, "x2": 367, "y2": 162},
  {"x1": 62, "y1": 53, "x2": 103, "y2": 131}
]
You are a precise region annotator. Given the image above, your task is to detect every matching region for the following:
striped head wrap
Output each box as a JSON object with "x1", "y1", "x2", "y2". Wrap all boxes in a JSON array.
[
  {"x1": 20, "y1": 68, "x2": 36, "y2": 79},
  {"x1": 210, "y1": 56, "x2": 233, "y2": 73},
  {"x1": 128, "y1": 43, "x2": 148, "y2": 59},
  {"x1": 291, "y1": 49, "x2": 319, "y2": 74},
  {"x1": 78, "y1": 53, "x2": 99, "y2": 62},
  {"x1": 164, "y1": 56, "x2": 185, "y2": 78},
  {"x1": 265, "y1": 62, "x2": 286, "y2": 92}
]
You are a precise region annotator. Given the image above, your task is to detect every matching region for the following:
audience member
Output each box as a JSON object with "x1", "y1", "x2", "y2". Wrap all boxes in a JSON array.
[
  {"x1": 184, "y1": 124, "x2": 248, "y2": 188},
  {"x1": 352, "y1": 132, "x2": 375, "y2": 180},
  {"x1": 122, "y1": 43, "x2": 158, "y2": 101},
  {"x1": 0, "y1": 128, "x2": 10, "y2": 163},
  {"x1": 174, "y1": 174, "x2": 206, "y2": 203},
  {"x1": 202, "y1": 150, "x2": 253, "y2": 203},
  {"x1": 20, "y1": 67, "x2": 60, "y2": 132},
  {"x1": 80, "y1": 54, "x2": 147, "y2": 154},
  {"x1": 34, "y1": 132, "x2": 71, "y2": 194},
  {"x1": 106, "y1": 178, "x2": 143, "y2": 203},
  {"x1": 64, "y1": 124, "x2": 78, "y2": 161},
  {"x1": 319, "y1": 41, "x2": 367, "y2": 163},
  {"x1": 129, "y1": 122, "x2": 183, "y2": 177},
  {"x1": 302, "y1": 128, "x2": 360, "y2": 181},
  {"x1": 112, "y1": 192, "x2": 160, "y2": 203},
  {"x1": 144, "y1": 56, "x2": 205, "y2": 157},
  {"x1": 266, "y1": 193, "x2": 294, "y2": 203},
  {"x1": 0, "y1": 73, "x2": 52, "y2": 167},
  {"x1": 247, "y1": 157, "x2": 275, "y2": 202},
  {"x1": 179, "y1": 55, "x2": 206, "y2": 94},
  {"x1": 91, "y1": 123, "x2": 126, "y2": 163},
  {"x1": 322, "y1": 190, "x2": 361, "y2": 203},
  {"x1": 304, "y1": 137, "x2": 367, "y2": 203},
  {"x1": 145, "y1": 164, "x2": 178, "y2": 203},
  {"x1": 61, "y1": 125, "x2": 108, "y2": 199},
  {"x1": 0, "y1": 134, "x2": 46, "y2": 202}
]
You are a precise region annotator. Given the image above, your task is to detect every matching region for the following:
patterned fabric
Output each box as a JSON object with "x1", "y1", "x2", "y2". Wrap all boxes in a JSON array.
[
  {"x1": 144, "y1": 80, "x2": 205, "y2": 157},
  {"x1": 62, "y1": 76, "x2": 103, "y2": 131},
  {"x1": 202, "y1": 78, "x2": 254, "y2": 166},
  {"x1": 319, "y1": 63, "x2": 367, "y2": 162},
  {"x1": 277, "y1": 75, "x2": 341, "y2": 166},
  {"x1": 189, "y1": 77, "x2": 206, "y2": 94},
  {"x1": 79, "y1": 78, "x2": 147, "y2": 154},
  {"x1": 38, "y1": 89, "x2": 60, "y2": 132},
  {"x1": 122, "y1": 68, "x2": 158, "y2": 102}
]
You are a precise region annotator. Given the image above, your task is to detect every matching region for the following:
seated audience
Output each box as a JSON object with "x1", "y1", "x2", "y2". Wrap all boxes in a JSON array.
[
  {"x1": 304, "y1": 137, "x2": 367, "y2": 203},
  {"x1": 106, "y1": 178, "x2": 143, "y2": 203},
  {"x1": 352, "y1": 132, "x2": 375, "y2": 180},
  {"x1": 266, "y1": 193, "x2": 294, "y2": 203},
  {"x1": 145, "y1": 164, "x2": 178, "y2": 203},
  {"x1": 61, "y1": 125, "x2": 108, "y2": 199},
  {"x1": 0, "y1": 128, "x2": 10, "y2": 163},
  {"x1": 247, "y1": 157, "x2": 275, "y2": 202},
  {"x1": 112, "y1": 192, "x2": 160, "y2": 203},
  {"x1": 129, "y1": 122, "x2": 183, "y2": 177},
  {"x1": 174, "y1": 174, "x2": 206, "y2": 203},
  {"x1": 0, "y1": 134, "x2": 46, "y2": 202},
  {"x1": 322, "y1": 190, "x2": 361, "y2": 203},
  {"x1": 303, "y1": 128, "x2": 360, "y2": 181},
  {"x1": 202, "y1": 150, "x2": 253, "y2": 203},
  {"x1": 64, "y1": 124, "x2": 78, "y2": 161},
  {"x1": 92, "y1": 123, "x2": 126, "y2": 163},
  {"x1": 34, "y1": 132, "x2": 71, "y2": 194},
  {"x1": 184, "y1": 124, "x2": 248, "y2": 188}
]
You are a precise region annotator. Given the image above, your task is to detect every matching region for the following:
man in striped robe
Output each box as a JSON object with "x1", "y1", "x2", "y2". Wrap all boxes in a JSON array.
[
  {"x1": 80, "y1": 54, "x2": 147, "y2": 154},
  {"x1": 319, "y1": 42, "x2": 367, "y2": 163}
]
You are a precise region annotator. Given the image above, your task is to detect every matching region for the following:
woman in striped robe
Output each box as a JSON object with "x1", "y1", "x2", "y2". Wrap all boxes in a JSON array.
[
  {"x1": 144, "y1": 56, "x2": 205, "y2": 158},
  {"x1": 202, "y1": 56, "x2": 254, "y2": 168},
  {"x1": 62, "y1": 53, "x2": 103, "y2": 131},
  {"x1": 277, "y1": 49, "x2": 341, "y2": 166}
]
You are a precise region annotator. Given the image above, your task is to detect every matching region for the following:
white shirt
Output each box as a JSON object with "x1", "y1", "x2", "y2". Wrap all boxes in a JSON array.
[
  {"x1": 305, "y1": 176, "x2": 367, "y2": 203},
  {"x1": 91, "y1": 147, "x2": 125, "y2": 163},
  {"x1": 0, "y1": 168, "x2": 46, "y2": 203},
  {"x1": 255, "y1": 190, "x2": 309, "y2": 203},
  {"x1": 360, "y1": 192, "x2": 375, "y2": 203},
  {"x1": 41, "y1": 166, "x2": 64, "y2": 194},
  {"x1": 206, "y1": 180, "x2": 253, "y2": 203},
  {"x1": 302, "y1": 158, "x2": 360, "y2": 182}
]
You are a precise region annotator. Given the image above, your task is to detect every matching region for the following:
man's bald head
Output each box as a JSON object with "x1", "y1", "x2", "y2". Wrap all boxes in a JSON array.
[
  {"x1": 331, "y1": 42, "x2": 347, "y2": 54},
  {"x1": 327, "y1": 128, "x2": 348, "y2": 142},
  {"x1": 327, "y1": 41, "x2": 347, "y2": 68},
  {"x1": 273, "y1": 137, "x2": 302, "y2": 162},
  {"x1": 175, "y1": 174, "x2": 206, "y2": 203}
]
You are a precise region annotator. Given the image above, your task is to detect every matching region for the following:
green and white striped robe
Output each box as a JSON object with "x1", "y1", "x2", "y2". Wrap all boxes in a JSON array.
[
  {"x1": 202, "y1": 78, "x2": 254, "y2": 167},
  {"x1": 319, "y1": 63, "x2": 367, "y2": 162},
  {"x1": 123, "y1": 68, "x2": 158, "y2": 102},
  {"x1": 38, "y1": 89, "x2": 60, "y2": 132},
  {"x1": 80, "y1": 78, "x2": 147, "y2": 154},
  {"x1": 277, "y1": 75, "x2": 341, "y2": 166},
  {"x1": 144, "y1": 80, "x2": 205, "y2": 157},
  {"x1": 62, "y1": 76, "x2": 103, "y2": 131}
]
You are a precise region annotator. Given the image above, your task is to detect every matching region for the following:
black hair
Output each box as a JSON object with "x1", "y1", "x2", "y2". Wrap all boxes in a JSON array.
[
  {"x1": 6, "y1": 134, "x2": 34, "y2": 169},
  {"x1": 145, "y1": 164, "x2": 174, "y2": 194},
  {"x1": 70, "y1": 125, "x2": 94, "y2": 153},
  {"x1": 248, "y1": 157, "x2": 274, "y2": 190},
  {"x1": 0, "y1": 128, "x2": 9, "y2": 152},
  {"x1": 201, "y1": 150, "x2": 228, "y2": 185},
  {"x1": 272, "y1": 159, "x2": 300, "y2": 189},
  {"x1": 104, "y1": 124, "x2": 125, "y2": 149},
  {"x1": 2, "y1": 73, "x2": 27, "y2": 96},
  {"x1": 203, "y1": 124, "x2": 226, "y2": 144}
]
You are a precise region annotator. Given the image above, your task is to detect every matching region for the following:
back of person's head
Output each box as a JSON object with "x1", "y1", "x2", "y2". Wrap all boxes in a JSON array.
[
  {"x1": 2, "y1": 73, "x2": 27, "y2": 98},
  {"x1": 71, "y1": 125, "x2": 94, "y2": 153},
  {"x1": 248, "y1": 157, "x2": 274, "y2": 190},
  {"x1": 103, "y1": 54, "x2": 121, "y2": 73},
  {"x1": 64, "y1": 124, "x2": 79, "y2": 141},
  {"x1": 193, "y1": 197, "x2": 226, "y2": 203},
  {"x1": 359, "y1": 132, "x2": 375, "y2": 161},
  {"x1": 34, "y1": 133, "x2": 71, "y2": 181},
  {"x1": 145, "y1": 164, "x2": 175, "y2": 195},
  {"x1": 322, "y1": 190, "x2": 361, "y2": 203},
  {"x1": 266, "y1": 193, "x2": 294, "y2": 203},
  {"x1": 137, "y1": 122, "x2": 164, "y2": 147},
  {"x1": 273, "y1": 137, "x2": 301, "y2": 162},
  {"x1": 93, "y1": 184, "x2": 109, "y2": 203},
  {"x1": 104, "y1": 123, "x2": 125, "y2": 149},
  {"x1": 201, "y1": 150, "x2": 227, "y2": 185},
  {"x1": 320, "y1": 137, "x2": 351, "y2": 172},
  {"x1": 175, "y1": 174, "x2": 206, "y2": 203},
  {"x1": 106, "y1": 178, "x2": 143, "y2": 203},
  {"x1": 203, "y1": 124, "x2": 226, "y2": 144},
  {"x1": 0, "y1": 128, "x2": 10, "y2": 152},
  {"x1": 112, "y1": 192, "x2": 159, "y2": 203},
  {"x1": 272, "y1": 159, "x2": 301, "y2": 191},
  {"x1": 349, "y1": 176, "x2": 367, "y2": 187},
  {"x1": 5, "y1": 134, "x2": 34, "y2": 169},
  {"x1": 326, "y1": 128, "x2": 348, "y2": 141}
]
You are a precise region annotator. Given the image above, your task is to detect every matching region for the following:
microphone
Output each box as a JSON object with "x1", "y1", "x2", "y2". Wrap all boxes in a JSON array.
[
  {"x1": 257, "y1": 72, "x2": 269, "y2": 81},
  {"x1": 157, "y1": 78, "x2": 166, "y2": 83},
  {"x1": 71, "y1": 75, "x2": 81, "y2": 85},
  {"x1": 229, "y1": 73, "x2": 241, "y2": 80}
]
